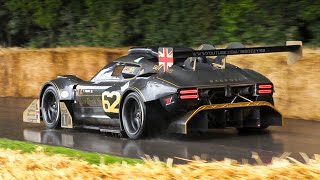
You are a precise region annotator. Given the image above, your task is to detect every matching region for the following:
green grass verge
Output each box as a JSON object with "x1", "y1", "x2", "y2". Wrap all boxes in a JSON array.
[{"x1": 0, "y1": 138, "x2": 142, "y2": 165}]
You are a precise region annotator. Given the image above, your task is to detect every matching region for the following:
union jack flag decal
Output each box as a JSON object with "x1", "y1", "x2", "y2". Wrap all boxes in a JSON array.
[{"x1": 158, "y1": 47, "x2": 174, "y2": 72}]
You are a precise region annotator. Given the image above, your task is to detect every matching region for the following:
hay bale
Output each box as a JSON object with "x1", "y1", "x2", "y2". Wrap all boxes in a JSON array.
[
  {"x1": 0, "y1": 47, "x2": 319, "y2": 120},
  {"x1": 0, "y1": 149, "x2": 319, "y2": 179}
]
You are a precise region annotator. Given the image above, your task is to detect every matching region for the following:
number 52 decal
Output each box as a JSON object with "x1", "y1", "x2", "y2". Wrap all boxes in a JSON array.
[{"x1": 102, "y1": 91, "x2": 121, "y2": 113}]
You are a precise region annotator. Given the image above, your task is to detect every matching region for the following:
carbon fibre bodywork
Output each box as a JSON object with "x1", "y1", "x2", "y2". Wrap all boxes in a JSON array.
[{"x1": 24, "y1": 43, "x2": 303, "y2": 136}]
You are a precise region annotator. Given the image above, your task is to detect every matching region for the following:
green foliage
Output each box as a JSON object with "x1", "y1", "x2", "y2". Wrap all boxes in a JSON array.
[
  {"x1": 0, "y1": 138, "x2": 142, "y2": 165},
  {"x1": 0, "y1": 0, "x2": 319, "y2": 47}
]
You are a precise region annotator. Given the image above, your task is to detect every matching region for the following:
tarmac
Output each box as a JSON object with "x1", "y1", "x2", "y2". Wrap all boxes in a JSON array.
[{"x1": 1, "y1": 97, "x2": 319, "y2": 164}]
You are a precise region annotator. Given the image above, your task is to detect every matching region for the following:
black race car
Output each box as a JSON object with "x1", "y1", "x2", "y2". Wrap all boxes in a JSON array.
[{"x1": 24, "y1": 41, "x2": 302, "y2": 139}]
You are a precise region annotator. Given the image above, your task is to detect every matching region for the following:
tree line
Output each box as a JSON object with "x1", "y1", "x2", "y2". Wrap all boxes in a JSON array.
[{"x1": 0, "y1": 0, "x2": 319, "y2": 48}]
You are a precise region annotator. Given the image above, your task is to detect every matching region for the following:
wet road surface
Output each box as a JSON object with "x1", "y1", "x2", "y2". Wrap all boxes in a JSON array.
[{"x1": 1, "y1": 97, "x2": 320, "y2": 164}]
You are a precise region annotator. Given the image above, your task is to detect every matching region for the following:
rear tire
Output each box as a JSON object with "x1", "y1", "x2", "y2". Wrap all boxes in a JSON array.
[
  {"x1": 41, "y1": 86, "x2": 61, "y2": 129},
  {"x1": 122, "y1": 92, "x2": 147, "y2": 139}
]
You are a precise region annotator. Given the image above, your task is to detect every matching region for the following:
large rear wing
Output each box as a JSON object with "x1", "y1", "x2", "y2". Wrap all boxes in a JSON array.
[{"x1": 158, "y1": 41, "x2": 302, "y2": 71}]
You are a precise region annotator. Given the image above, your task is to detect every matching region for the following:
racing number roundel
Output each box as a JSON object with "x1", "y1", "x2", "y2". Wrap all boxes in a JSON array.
[{"x1": 102, "y1": 91, "x2": 121, "y2": 113}]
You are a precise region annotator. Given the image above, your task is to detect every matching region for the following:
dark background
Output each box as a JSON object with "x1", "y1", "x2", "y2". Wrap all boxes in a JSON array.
[{"x1": 0, "y1": 0, "x2": 319, "y2": 47}]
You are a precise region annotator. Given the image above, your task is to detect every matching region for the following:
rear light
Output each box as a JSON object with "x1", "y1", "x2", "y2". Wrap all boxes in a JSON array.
[
  {"x1": 258, "y1": 89, "x2": 272, "y2": 94},
  {"x1": 179, "y1": 88, "x2": 199, "y2": 100},
  {"x1": 258, "y1": 84, "x2": 272, "y2": 89},
  {"x1": 257, "y1": 84, "x2": 273, "y2": 94},
  {"x1": 179, "y1": 89, "x2": 198, "y2": 94}
]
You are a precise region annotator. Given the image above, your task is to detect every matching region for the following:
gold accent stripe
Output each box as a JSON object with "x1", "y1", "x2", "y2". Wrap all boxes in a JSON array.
[
  {"x1": 184, "y1": 101, "x2": 283, "y2": 134},
  {"x1": 155, "y1": 77, "x2": 254, "y2": 89},
  {"x1": 77, "y1": 95, "x2": 101, "y2": 97},
  {"x1": 155, "y1": 77, "x2": 180, "y2": 88}
]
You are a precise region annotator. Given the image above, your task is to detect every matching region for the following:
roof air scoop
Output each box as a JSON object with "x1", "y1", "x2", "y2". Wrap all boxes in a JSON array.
[
  {"x1": 214, "y1": 42, "x2": 245, "y2": 64},
  {"x1": 198, "y1": 44, "x2": 215, "y2": 51},
  {"x1": 128, "y1": 47, "x2": 158, "y2": 57},
  {"x1": 184, "y1": 44, "x2": 215, "y2": 70}
]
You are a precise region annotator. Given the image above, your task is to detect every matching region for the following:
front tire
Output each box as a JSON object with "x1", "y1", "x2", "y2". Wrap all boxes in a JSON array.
[
  {"x1": 122, "y1": 92, "x2": 147, "y2": 139},
  {"x1": 41, "y1": 86, "x2": 61, "y2": 129}
]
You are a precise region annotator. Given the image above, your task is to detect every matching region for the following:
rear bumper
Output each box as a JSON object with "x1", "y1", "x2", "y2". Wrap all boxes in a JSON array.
[{"x1": 168, "y1": 101, "x2": 283, "y2": 134}]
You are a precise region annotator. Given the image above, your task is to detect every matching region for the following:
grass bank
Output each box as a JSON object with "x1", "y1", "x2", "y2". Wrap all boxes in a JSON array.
[{"x1": 0, "y1": 138, "x2": 142, "y2": 165}]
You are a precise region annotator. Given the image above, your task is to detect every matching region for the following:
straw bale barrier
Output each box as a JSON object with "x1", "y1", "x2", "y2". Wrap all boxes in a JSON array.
[
  {"x1": 0, "y1": 149, "x2": 319, "y2": 179},
  {"x1": 0, "y1": 47, "x2": 319, "y2": 120},
  {"x1": 0, "y1": 47, "x2": 126, "y2": 98}
]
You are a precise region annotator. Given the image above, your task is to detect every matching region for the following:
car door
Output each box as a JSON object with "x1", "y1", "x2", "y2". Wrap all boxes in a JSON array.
[
  {"x1": 74, "y1": 62, "x2": 123, "y2": 126},
  {"x1": 74, "y1": 62, "x2": 140, "y2": 127}
]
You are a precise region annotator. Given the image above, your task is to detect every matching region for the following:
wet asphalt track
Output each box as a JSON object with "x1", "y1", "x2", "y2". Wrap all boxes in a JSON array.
[{"x1": 1, "y1": 97, "x2": 320, "y2": 164}]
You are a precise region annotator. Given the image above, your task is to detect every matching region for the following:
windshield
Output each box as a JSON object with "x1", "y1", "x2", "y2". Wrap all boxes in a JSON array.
[{"x1": 91, "y1": 62, "x2": 117, "y2": 82}]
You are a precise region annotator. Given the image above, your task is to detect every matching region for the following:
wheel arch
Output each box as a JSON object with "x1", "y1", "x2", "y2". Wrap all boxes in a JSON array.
[
  {"x1": 39, "y1": 79, "x2": 78, "y2": 119},
  {"x1": 40, "y1": 82, "x2": 59, "y2": 105},
  {"x1": 40, "y1": 76, "x2": 81, "y2": 102},
  {"x1": 129, "y1": 77, "x2": 178, "y2": 102}
]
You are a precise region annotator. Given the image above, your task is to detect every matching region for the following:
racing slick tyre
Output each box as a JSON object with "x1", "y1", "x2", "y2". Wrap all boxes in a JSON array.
[
  {"x1": 122, "y1": 92, "x2": 147, "y2": 139},
  {"x1": 41, "y1": 86, "x2": 61, "y2": 129}
]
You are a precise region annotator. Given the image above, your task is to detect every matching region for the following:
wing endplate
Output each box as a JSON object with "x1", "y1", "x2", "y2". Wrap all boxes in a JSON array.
[{"x1": 286, "y1": 41, "x2": 303, "y2": 65}]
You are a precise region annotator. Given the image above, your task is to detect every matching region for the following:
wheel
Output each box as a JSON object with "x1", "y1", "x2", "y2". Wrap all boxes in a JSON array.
[
  {"x1": 121, "y1": 92, "x2": 147, "y2": 139},
  {"x1": 41, "y1": 86, "x2": 61, "y2": 129}
]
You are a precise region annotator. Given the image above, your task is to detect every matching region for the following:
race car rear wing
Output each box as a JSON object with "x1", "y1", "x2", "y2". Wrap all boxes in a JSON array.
[{"x1": 158, "y1": 41, "x2": 302, "y2": 71}]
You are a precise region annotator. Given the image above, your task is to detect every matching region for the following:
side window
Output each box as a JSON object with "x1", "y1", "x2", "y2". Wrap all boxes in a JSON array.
[
  {"x1": 91, "y1": 63, "x2": 141, "y2": 82},
  {"x1": 121, "y1": 65, "x2": 140, "y2": 79},
  {"x1": 111, "y1": 65, "x2": 125, "y2": 77},
  {"x1": 92, "y1": 68, "x2": 114, "y2": 81}
]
